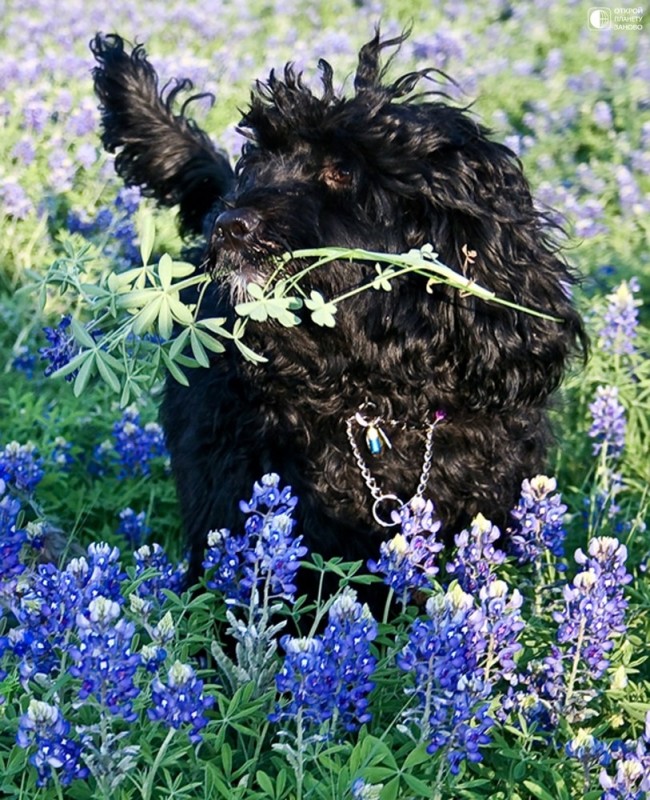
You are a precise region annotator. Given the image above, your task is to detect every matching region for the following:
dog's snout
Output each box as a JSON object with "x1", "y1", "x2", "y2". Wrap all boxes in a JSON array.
[{"x1": 213, "y1": 208, "x2": 261, "y2": 248}]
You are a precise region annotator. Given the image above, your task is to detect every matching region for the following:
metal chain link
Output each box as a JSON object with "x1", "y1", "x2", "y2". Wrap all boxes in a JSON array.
[{"x1": 345, "y1": 411, "x2": 443, "y2": 527}]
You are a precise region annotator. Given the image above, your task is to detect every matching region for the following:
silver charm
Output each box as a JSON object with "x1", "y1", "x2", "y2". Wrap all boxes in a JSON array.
[{"x1": 354, "y1": 411, "x2": 392, "y2": 456}]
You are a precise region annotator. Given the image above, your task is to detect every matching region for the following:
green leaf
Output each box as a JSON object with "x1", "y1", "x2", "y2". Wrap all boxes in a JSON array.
[
  {"x1": 255, "y1": 771, "x2": 275, "y2": 798},
  {"x1": 50, "y1": 349, "x2": 92, "y2": 380},
  {"x1": 190, "y1": 329, "x2": 210, "y2": 367},
  {"x1": 372, "y1": 264, "x2": 396, "y2": 291},
  {"x1": 73, "y1": 352, "x2": 96, "y2": 396},
  {"x1": 198, "y1": 317, "x2": 230, "y2": 336},
  {"x1": 305, "y1": 290, "x2": 337, "y2": 327},
  {"x1": 158, "y1": 297, "x2": 173, "y2": 340},
  {"x1": 132, "y1": 296, "x2": 163, "y2": 335},
  {"x1": 69, "y1": 317, "x2": 96, "y2": 349},
  {"x1": 380, "y1": 777, "x2": 400, "y2": 800},
  {"x1": 161, "y1": 350, "x2": 190, "y2": 386},
  {"x1": 403, "y1": 743, "x2": 431, "y2": 769},
  {"x1": 402, "y1": 773, "x2": 435, "y2": 796},
  {"x1": 95, "y1": 352, "x2": 121, "y2": 393},
  {"x1": 194, "y1": 327, "x2": 226, "y2": 354},
  {"x1": 169, "y1": 327, "x2": 191, "y2": 360},
  {"x1": 138, "y1": 208, "x2": 156, "y2": 266},
  {"x1": 523, "y1": 780, "x2": 560, "y2": 800},
  {"x1": 158, "y1": 252, "x2": 174, "y2": 290},
  {"x1": 233, "y1": 329, "x2": 268, "y2": 363}
]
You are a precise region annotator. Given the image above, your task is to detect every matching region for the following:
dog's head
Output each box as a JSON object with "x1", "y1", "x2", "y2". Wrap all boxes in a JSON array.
[
  {"x1": 208, "y1": 31, "x2": 586, "y2": 402},
  {"x1": 92, "y1": 30, "x2": 587, "y2": 407}
]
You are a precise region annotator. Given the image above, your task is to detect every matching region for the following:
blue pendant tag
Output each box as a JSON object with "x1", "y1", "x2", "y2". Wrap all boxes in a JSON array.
[{"x1": 366, "y1": 424, "x2": 391, "y2": 455}]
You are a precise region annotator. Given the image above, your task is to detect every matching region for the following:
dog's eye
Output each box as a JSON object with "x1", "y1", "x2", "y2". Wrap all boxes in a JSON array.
[{"x1": 320, "y1": 163, "x2": 353, "y2": 190}]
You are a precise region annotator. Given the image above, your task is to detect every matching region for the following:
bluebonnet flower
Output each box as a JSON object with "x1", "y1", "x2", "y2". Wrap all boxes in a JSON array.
[
  {"x1": 148, "y1": 660, "x2": 214, "y2": 743},
  {"x1": 0, "y1": 480, "x2": 26, "y2": 598},
  {"x1": 589, "y1": 386, "x2": 626, "y2": 459},
  {"x1": 0, "y1": 441, "x2": 44, "y2": 493},
  {"x1": 508, "y1": 475, "x2": 567, "y2": 565},
  {"x1": 272, "y1": 636, "x2": 333, "y2": 727},
  {"x1": 321, "y1": 588, "x2": 378, "y2": 731},
  {"x1": 565, "y1": 729, "x2": 611, "y2": 768},
  {"x1": 12, "y1": 344, "x2": 36, "y2": 376},
  {"x1": 368, "y1": 498, "x2": 443, "y2": 601},
  {"x1": 396, "y1": 584, "x2": 494, "y2": 773},
  {"x1": 7, "y1": 543, "x2": 125, "y2": 681},
  {"x1": 133, "y1": 543, "x2": 186, "y2": 604},
  {"x1": 510, "y1": 537, "x2": 631, "y2": 727},
  {"x1": 68, "y1": 187, "x2": 141, "y2": 268},
  {"x1": 205, "y1": 474, "x2": 307, "y2": 604},
  {"x1": 597, "y1": 279, "x2": 641, "y2": 356},
  {"x1": 272, "y1": 588, "x2": 378, "y2": 733},
  {"x1": 599, "y1": 715, "x2": 650, "y2": 800},
  {"x1": 68, "y1": 596, "x2": 141, "y2": 721},
  {"x1": 447, "y1": 513, "x2": 506, "y2": 593},
  {"x1": 117, "y1": 507, "x2": 150, "y2": 548},
  {"x1": 16, "y1": 699, "x2": 88, "y2": 787},
  {"x1": 0, "y1": 177, "x2": 33, "y2": 219},
  {"x1": 203, "y1": 528, "x2": 251, "y2": 601},
  {"x1": 39, "y1": 316, "x2": 78, "y2": 379},
  {"x1": 478, "y1": 579, "x2": 525, "y2": 683},
  {"x1": 110, "y1": 405, "x2": 168, "y2": 477},
  {"x1": 553, "y1": 544, "x2": 628, "y2": 682},
  {"x1": 50, "y1": 436, "x2": 74, "y2": 470}
]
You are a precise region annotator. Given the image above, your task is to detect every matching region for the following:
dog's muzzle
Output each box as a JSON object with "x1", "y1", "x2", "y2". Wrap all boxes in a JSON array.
[{"x1": 212, "y1": 208, "x2": 262, "y2": 251}]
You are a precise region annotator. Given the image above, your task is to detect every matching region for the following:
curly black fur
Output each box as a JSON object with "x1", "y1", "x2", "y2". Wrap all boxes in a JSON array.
[{"x1": 91, "y1": 31, "x2": 587, "y2": 595}]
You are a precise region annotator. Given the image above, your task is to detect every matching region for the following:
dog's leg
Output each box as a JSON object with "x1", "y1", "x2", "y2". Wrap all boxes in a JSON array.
[{"x1": 90, "y1": 34, "x2": 234, "y2": 234}]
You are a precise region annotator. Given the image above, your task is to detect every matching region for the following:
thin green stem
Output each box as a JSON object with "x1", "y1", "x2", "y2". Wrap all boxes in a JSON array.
[
  {"x1": 142, "y1": 727, "x2": 176, "y2": 800},
  {"x1": 565, "y1": 616, "x2": 587, "y2": 707}
]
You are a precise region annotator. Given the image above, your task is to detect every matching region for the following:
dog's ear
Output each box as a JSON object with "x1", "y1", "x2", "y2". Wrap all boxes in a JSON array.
[
  {"x1": 90, "y1": 34, "x2": 234, "y2": 235},
  {"x1": 419, "y1": 126, "x2": 588, "y2": 409}
]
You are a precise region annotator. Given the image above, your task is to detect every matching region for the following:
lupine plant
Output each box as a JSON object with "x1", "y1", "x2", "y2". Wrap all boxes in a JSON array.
[{"x1": 1, "y1": 1, "x2": 649, "y2": 798}]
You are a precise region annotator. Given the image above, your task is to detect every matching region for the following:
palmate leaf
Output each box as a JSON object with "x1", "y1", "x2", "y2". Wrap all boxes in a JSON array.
[
  {"x1": 235, "y1": 282, "x2": 302, "y2": 326},
  {"x1": 305, "y1": 290, "x2": 337, "y2": 327}
]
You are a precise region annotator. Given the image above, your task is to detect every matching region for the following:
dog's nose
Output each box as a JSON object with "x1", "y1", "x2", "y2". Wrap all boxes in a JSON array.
[{"x1": 213, "y1": 208, "x2": 262, "y2": 248}]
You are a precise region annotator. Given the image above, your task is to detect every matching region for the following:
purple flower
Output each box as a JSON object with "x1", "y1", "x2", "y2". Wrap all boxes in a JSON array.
[
  {"x1": 0, "y1": 441, "x2": 44, "y2": 493},
  {"x1": 68, "y1": 596, "x2": 141, "y2": 721},
  {"x1": 205, "y1": 474, "x2": 307, "y2": 603},
  {"x1": 396, "y1": 584, "x2": 494, "y2": 772},
  {"x1": 16, "y1": 699, "x2": 88, "y2": 787},
  {"x1": 272, "y1": 588, "x2": 377, "y2": 732},
  {"x1": 565, "y1": 730, "x2": 611, "y2": 767},
  {"x1": 599, "y1": 718, "x2": 650, "y2": 800},
  {"x1": 117, "y1": 507, "x2": 150, "y2": 548},
  {"x1": 508, "y1": 476, "x2": 567, "y2": 565},
  {"x1": 0, "y1": 481, "x2": 26, "y2": 593},
  {"x1": 447, "y1": 513, "x2": 506, "y2": 593},
  {"x1": 203, "y1": 528, "x2": 251, "y2": 601},
  {"x1": 368, "y1": 498, "x2": 443, "y2": 601},
  {"x1": 10, "y1": 544, "x2": 126, "y2": 681},
  {"x1": 148, "y1": 661, "x2": 214, "y2": 743},
  {"x1": 588, "y1": 386, "x2": 626, "y2": 459},
  {"x1": 133, "y1": 543, "x2": 186, "y2": 604},
  {"x1": 109, "y1": 405, "x2": 168, "y2": 477},
  {"x1": 0, "y1": 177, "x2": 33, "y2": 219},
  {"x1": 39, "y1": 316, "x2": 78, "y2": 379},
  {"x1": 597, "y1": 279, "x2": 641, "y2": 356}
]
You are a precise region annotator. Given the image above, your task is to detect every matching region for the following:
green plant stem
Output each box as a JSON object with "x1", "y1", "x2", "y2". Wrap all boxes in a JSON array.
[
  {"x1": 564, "y1": 615, "x2": 587, "y2": 708},
  {"x1": 142, "y1": 727, "x2": 176, "y2": 800}
]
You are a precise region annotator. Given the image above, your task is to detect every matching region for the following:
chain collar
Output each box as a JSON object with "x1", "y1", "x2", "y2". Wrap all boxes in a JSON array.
[{"x1": 345, "y1": 406, "x2": 446, "y2": 527}]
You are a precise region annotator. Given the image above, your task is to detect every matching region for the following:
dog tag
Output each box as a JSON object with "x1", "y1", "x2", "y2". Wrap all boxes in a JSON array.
[{"x1": 366, "y1": 424, "x2": 391, "y2": 455}]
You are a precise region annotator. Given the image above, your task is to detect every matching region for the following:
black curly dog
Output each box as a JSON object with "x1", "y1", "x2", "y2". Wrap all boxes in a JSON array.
[{"x1": 91, "y1": 31, "x2": 586, "y2": 594}]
